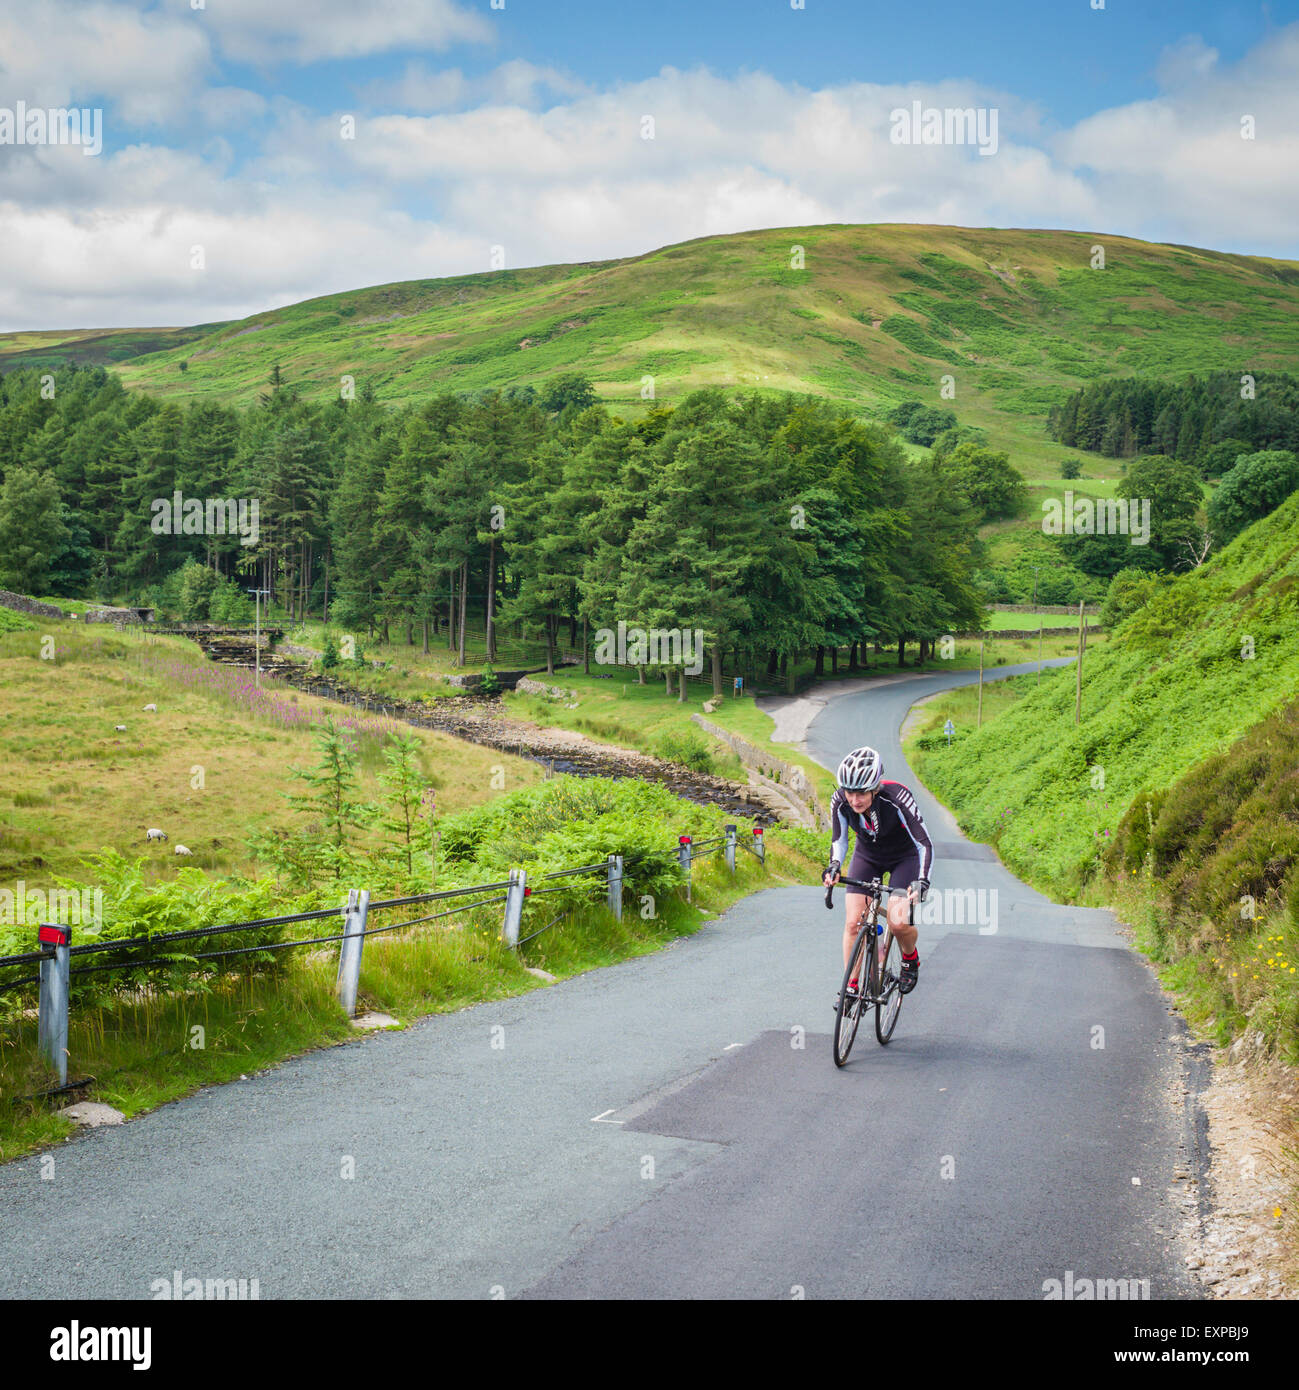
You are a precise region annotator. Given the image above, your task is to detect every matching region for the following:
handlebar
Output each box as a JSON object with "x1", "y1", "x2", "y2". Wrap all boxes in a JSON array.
[{"x1": 823, "y1": 875, "x2": 914, "y2": 910}]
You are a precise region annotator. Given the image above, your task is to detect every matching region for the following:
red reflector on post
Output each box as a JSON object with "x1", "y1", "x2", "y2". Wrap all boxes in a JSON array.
[
  {"x1": 753, "y1": 827, "x2": 764, "y2": 837},
  {"x1": 679, "y1": 835, "x2": 691, "y2": 845},
  {"x1": 522, "y1": 886, "x2": 532, "y2": 896},
  {"x1": 38, "y1": 924, "x2": 70, "y2": 947}
]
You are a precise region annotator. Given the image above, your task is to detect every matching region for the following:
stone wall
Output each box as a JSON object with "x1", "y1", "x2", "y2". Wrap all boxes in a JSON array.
[
  {"x1": 83, "y1": 606, "x2": 154, "y2": 625},
  {"x1": 960, "y1": 624, "x2": 1103, "y2": 640},
  {"x1": 991, "y1": 602, "x2": 1101, "y2": 616},
  {"x1": 0, "y1": 590, "x2": 66, "y2": 620},
  {"x1": 691, "y1": 714, "x2": 830, "y2": 830}
]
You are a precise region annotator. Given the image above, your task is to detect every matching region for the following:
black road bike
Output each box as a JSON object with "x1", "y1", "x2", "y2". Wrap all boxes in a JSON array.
[{"x1": 826, "y1": 875, "x2": 912, "y2": 1066}]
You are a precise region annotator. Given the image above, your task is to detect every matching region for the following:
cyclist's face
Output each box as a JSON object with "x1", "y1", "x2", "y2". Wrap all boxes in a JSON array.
[{"x1": 845, "y1": 788, "x2": 873, "y2": 813}]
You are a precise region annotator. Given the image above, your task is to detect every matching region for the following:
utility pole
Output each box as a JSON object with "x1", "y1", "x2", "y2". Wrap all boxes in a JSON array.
[
  {"x1": 977, "y1": 638, "x2": 985, "y2": 728},
  {"x1": 1033, "y1": 567, "x2": 1043, "y2": 683},
  {"x1": 249, "y1": 588, "x2": 271, "y2": 686},
  {"x1": 1074, "y1": 599, "x2": 1085, "y2": 725}
]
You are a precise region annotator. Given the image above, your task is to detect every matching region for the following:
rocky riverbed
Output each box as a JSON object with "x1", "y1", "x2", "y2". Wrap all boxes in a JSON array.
[{"x1": 208, "y1": 654, "x2": 785, "y2": 825}]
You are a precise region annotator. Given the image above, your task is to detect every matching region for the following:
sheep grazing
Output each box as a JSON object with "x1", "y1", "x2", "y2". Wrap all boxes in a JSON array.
[
  {"x1": 174, "y1": 845, "x2": 193, "y2": 856},
  {"x1": 144, "y1": 827, "x2": 168, "y2": 843},
  {"x1": 114, "y1": 724, "x2": 127, "y2": 732},
  {"x1": 142, "y1": 703, "x2": 157, "y2": 712}
]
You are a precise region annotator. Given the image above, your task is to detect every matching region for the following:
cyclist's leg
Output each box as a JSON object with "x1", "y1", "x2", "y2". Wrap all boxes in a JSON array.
[
  {"x1": 884, "y1": 854, "x2": 921, "y2": 957},
  {"x1": 842, "y1": 893, "x2": 867, "y2": 971},
  {"x1": 842, "y1": 846, "x2": 879, "y2": 975}
]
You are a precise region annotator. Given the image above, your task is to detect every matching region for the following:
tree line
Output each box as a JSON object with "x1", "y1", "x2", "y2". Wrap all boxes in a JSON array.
[
  {"x1": 1047, "y1": 370, "x2": 1299, "y2": 471},
  {"x1": 0, "y1": 365, "x2": 995, "y2": 691}
]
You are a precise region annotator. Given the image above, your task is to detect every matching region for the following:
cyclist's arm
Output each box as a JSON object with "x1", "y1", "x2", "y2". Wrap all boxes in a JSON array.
[
  {"x1": 828, "y1": 790, "x2": 852, "y2": 869},
  {"x1": 887, "y1": 783, "x2": 933, "y2": 884}
]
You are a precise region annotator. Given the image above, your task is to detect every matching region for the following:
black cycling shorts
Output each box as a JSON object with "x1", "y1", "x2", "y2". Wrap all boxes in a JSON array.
[{"x1": 845, "y1": 846, "x2": 920, "y2": 897}]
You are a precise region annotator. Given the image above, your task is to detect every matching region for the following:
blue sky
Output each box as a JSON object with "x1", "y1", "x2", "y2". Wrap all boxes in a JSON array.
[
  {"x1": 229, "y1": 1, "x2": 1287, "y2": 125},
  {"x1": 1, "y1": 0, "x2": 1297, "y2": 328}
]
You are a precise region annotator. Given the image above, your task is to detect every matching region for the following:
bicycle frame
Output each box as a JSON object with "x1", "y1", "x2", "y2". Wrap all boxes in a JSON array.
[{"x1": 827, "y1": 875, "x2": 912, "y2": 1004}]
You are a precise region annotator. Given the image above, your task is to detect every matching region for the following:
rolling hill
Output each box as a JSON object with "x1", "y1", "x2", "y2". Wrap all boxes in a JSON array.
[{"x1": 3, "y1": 223, "x2": 1299, "y2": 479}]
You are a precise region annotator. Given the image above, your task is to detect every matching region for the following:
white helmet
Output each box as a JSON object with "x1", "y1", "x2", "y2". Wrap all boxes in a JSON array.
[{"x1": 837, "y1": 746, "x2": 883, "y2": 791}]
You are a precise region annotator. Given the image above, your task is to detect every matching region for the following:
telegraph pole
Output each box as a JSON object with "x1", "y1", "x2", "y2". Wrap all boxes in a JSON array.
[
  {"x1": 1074, "y1": 599, "x2": 1085, "y2": 725},
  {"x1": 249, "y1": 588, "x2": 271, "y2": 686}
]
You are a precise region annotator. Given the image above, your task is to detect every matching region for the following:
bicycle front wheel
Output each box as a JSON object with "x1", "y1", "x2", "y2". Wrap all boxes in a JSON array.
[
  {"x1": 875, "y1": 929, "x2": 903, "y2": 1044},
  {"x1": 833, "y1": 928, "x2": 870, "y2": 1067}
]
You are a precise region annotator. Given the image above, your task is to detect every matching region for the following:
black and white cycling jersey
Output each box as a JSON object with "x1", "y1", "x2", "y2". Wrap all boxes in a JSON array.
[{"x1": 828, "y1": 780, "x2": 933, "y2": 881}]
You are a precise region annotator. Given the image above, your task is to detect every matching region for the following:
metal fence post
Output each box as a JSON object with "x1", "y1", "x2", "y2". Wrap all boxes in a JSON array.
[
  {"x1": 503, "y1": 868, "x2": 528, "y2": 947},
  {"x1": 37, "y1": 923, "x2": 71, "y2": 1087},
  {"x1": 336, "y1": 889, "x2": 369, "y2": 1018},
  {"x1": 752, "y1": 826, "x2": 766, "y2": 864},
  {"x1": 607, "y1": 854, "x2": 623, "y2": 921},
  {"x1": 678, "y1": 835, "x2": 692, "y2": 903},
  {"x1": 725, "y1": 824, "x2": 736, "y2": 875}
]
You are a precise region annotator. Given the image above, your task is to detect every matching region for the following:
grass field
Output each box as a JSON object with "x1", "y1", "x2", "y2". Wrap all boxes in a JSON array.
[{"x1": 0, "y1": 620, "x2": 540, "y2": 883}]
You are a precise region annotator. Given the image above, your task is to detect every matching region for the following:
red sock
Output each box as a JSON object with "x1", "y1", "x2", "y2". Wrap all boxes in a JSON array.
[{"x1": 902, "y1": 950, "x2": 918, "y2": 961}]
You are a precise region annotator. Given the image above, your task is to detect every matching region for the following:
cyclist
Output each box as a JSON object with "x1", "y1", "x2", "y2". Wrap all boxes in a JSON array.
[{"x1": 822, "y1": 746, "x2": 933, "y2": 1009}]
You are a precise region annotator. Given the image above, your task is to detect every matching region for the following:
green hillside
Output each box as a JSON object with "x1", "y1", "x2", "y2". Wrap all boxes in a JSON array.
[
  {"x1": 5, "y1": 223, "x2": 1299, "y2": 481},
  {"x1": 912, "y1": 489, "x2": 1299, "y2": 897}
]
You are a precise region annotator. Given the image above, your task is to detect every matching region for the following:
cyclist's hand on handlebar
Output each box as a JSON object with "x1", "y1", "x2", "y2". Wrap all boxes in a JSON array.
[{"x1": 822, "y1": 859, "x2": 841, "y2": 889}]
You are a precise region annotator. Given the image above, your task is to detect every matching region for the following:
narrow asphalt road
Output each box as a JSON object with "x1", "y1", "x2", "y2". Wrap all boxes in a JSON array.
[{"x1": 0, "y1": 660, "x2": 1204, "y2": 1299}]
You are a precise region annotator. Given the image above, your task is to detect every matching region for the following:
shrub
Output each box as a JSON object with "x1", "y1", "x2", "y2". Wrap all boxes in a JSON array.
[
  {"x1": 1101, "y1": 568, "x2": 1163, "y2": 629},
  {"x1": 653, "y1": 729, "x2": 715, "y2": 772}
]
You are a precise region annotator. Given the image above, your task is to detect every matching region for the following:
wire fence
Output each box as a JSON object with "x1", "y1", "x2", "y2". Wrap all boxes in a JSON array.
[
  {"x1": 0, "y1": 830, "x2": 761, "y2": 998},
  {"x1": 2, "y1": 824, "x2": 768, "y2": 1093}
]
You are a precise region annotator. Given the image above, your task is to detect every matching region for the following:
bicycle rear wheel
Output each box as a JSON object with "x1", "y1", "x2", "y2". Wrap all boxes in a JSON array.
[
  {"x1": 833, "y1": 927, "x2": 870, "y2": 1067},
  {"x1": 875, "y1": 928, "x2": 903, "y2": 1044}
]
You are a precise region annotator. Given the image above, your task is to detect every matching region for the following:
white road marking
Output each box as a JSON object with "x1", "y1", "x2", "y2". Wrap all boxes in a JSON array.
[
  {"x1": 724, "y1": 1043, "x2": 743, "y2": 1051},
  {"x1": 590, "y1": 1109, "x2": 624, "y2": 1124}
]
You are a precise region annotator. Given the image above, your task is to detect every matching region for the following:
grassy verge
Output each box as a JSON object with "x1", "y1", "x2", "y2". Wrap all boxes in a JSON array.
[{"x1": 0, "y1": 830, "x2": 810, "y2": 1164}]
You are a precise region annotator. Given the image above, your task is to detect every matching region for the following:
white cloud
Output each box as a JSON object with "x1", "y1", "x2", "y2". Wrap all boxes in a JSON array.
[
  {"x1": 358, "y1": 60, "x2": 585, "y2": 112},
  {"x1": 1055, "y1": 26, "x2": 1299, "y2": 244},
  {"x1": 193, "y1": 0, "x2": 494, "y2": 66},
  {"x1": 3, "y1": 27, "x2": 1299, "y2": 331},
  {"x1": 0, "y1": 0, "x2": 211, "y2": 124}
]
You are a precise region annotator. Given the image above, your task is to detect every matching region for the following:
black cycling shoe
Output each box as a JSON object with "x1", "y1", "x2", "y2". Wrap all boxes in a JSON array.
[
  {"x1": 834, "y1": 981, "x2": 861, "y2": 1013},
  {"x1": 898, "y1": 956, "x2": 920, "y2": 994}
]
